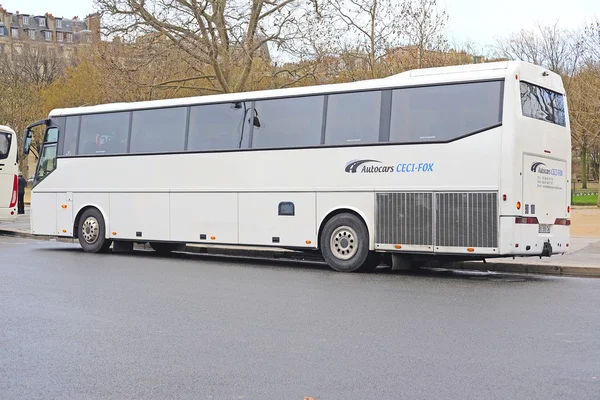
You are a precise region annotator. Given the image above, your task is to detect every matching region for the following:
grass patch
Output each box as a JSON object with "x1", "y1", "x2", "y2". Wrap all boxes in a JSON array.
[{"x1": 572, "y1": 194, "x2": 598, "y2": 206}]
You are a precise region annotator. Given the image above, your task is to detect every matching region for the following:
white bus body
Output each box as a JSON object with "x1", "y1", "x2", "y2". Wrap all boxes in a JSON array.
[
  {"x1": 0, "y1": 125, "x2": 18, "y2": 222},
  {"x1": 23, "y1": 61, "x2": 571, "y2": 272}
]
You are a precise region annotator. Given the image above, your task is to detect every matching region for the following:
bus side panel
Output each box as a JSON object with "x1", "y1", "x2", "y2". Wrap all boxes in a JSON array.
[
  {"x1": 72, "y1": 192, "x2": 110, "y2": 238},
  {"x1": 316, "y1": 192, "x2": 375, "y2": 250},
  {"x1": 0, "y1": 129, "x2": 17, "y2": 222},
  {"x1": 170, "y1": 193, "x2": 238, "y2": 244},
  {"x1": 110, "y1": 193, "x2": 170, "y2": 241},
  {"x1": 0, "y1": 173, "x2": 15, "y2": 216},
  {"x1": 56, "y1": 192, "x2": 73, "y2": 236},
  {"x1": 31, "y1": 192, "x2": 57, "y2": 235},
  {"x1": 238, "y1": 192, "x2": 316, "y2": 247}
]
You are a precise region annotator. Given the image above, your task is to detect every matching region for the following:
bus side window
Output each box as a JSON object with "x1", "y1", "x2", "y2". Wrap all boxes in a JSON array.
[
  {"x1": 0, "y1": 133, "x2": 9, "y2": 159},
  {"x1": 62, "y1": 116, "x2": 80, "y2": 156}
]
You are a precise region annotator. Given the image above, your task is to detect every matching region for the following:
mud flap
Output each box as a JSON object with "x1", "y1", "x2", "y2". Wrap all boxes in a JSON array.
[{"x1": 541, "y1": 240, "x2": 553, "y2": 257}]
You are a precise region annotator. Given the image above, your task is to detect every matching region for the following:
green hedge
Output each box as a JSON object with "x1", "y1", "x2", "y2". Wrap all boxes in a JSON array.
[{"x1": 572, "y1": 194, "x2": 598, "y2": 205}]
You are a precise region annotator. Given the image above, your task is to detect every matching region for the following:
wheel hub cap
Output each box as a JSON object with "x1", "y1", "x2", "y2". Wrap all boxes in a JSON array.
[
  {"x1": 82, "y1": 217, "x2": 99, "y2": 244},
  {"x1": 330, "y1": 226, "x2": 358, "y2": 260}
]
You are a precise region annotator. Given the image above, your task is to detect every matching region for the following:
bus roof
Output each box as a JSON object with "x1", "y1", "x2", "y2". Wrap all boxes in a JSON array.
[
  {"x1": 0, "y1": 125, "x2": 16, "y2": 134},
  {"x1": 48, "y1": 60, "x2": 558, "y2": 117}
]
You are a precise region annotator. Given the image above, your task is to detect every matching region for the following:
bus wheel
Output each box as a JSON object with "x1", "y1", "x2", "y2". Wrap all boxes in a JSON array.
[
  {"x1": 320, "y1": 213, "x2": 377, "y2": 272},
  {"x1": 78, "y1": 208, "x2": 112, "y2": 253},
  {"x1": 149, "y1": 242, "x2": 185, "y2": 254}
]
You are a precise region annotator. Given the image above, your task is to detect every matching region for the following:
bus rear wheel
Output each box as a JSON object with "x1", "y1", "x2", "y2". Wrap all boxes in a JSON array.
[
  {"x1": 320, "y1": 213, "x2": 380, "y2": 272},
  {"x1": 78, "y1": 208, "x2": 112, "y2": 253}
]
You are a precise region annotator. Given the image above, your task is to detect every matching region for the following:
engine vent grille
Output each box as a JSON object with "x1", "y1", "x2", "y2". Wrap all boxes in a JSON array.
[
  {"x1": 375, "y1": 192, "x2": 433, "y2": 245},
  {"x1": 435, "y1": 192, "x2": 498, "y2": 248},
  {"x1": 375, "y1": 192, "x2": 498, "y2": 248}
]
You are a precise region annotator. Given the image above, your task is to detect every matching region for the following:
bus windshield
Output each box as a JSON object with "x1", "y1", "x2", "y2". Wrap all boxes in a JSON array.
[{"x1": 0, "y1": 132, "x2": 10, "y2": 159}]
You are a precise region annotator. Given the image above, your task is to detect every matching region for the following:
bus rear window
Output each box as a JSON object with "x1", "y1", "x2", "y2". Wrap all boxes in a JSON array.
[
  {"x1": 0, "y1": 132, "x2": 10, "y2": 159},
  {"x1": 520, "y1": 81, "x2": 566, "y2": 127}
]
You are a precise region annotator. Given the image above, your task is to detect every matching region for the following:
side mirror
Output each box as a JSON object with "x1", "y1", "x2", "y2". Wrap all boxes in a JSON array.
[
  {"x1": 253, "y1": 116, "x2": 261, "y2": 128},
  {"x1": 22, "y1": 128, "x2": 33, "y2": 156},
  {"x1": 22, "y1": 118, "x2": 49, "y2": 157}
]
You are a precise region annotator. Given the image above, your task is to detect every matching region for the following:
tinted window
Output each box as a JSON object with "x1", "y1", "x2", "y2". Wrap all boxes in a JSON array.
[
  {"x1": 520, "y1": 81, "x2": 566, "y2": 126},
  {"x1": 62, "y1": 116, "x2": 79, "y2": 156},
  {"x1": 45, "y1": 127, "x2": 58, "y2": 143},
  {"x1": 0, "y1": 132, "x2": 10, "y2": 159},
  {"x1": 78, "y1": 112, "x2": 130, "y2": 155},
  {"x1": 188, "y1": 102, "x2": 251, "y2": 151},
  {"x1": 130, "y1": 107, "x2": 187, "y2": 153},
  {"x1": 389, "y1": 81, "x2": 503, "y2": 143},
  {"x1": 36, "y1": 144, "x2": 57, "y2": 181},
  {"x1": 325, "y1": 91, "x2": 381, "y2": 145},
  {"x1": 252, "y1": 96, "x2": 324, "y2": 148}
]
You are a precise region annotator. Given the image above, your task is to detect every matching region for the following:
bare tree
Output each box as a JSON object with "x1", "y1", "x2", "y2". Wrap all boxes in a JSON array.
[
  {"x1": 325, "y1": 0, "x2": 401, "y2": 78},
  {"x1": 0, "y1": 42, "x2": 67, "y2": 173},
  {"x1": 493, "y1": 21, "x2": 584, "y2": 78},
  {"x1": 0, "y1": 42, "x2": 67, "y2": 88},
  {"x1": 95, "y1": 0, "x2": 321, "y2": 93},
  {"x1": 569, "y1": 66, "x2": 600, "y2": 190},
  {"x1": 584, "y1": 17, "x2": 600, "y2": 62},
  {"x1": 400, "y1": 0, "x2": 449, "y2": 68},
  {"x1": 576, "y1": 18, "x2": 600, "y2": 199}
]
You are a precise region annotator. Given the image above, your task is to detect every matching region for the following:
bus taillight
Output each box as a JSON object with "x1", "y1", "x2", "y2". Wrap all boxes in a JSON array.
[
  {"x1": 9, "y1": 174, "x2": 17, "y2": 208},
  {"x1": 554, "y1": 218, "x2": 570, "y2": 226},
  {"x1": 515, "y1": 217, "x2": 539, "y2": 224}
]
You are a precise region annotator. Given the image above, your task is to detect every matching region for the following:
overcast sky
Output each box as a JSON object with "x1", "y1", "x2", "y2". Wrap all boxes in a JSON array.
[{"x1": 2, "y1": 0, "x2": 598, "y2": 49}]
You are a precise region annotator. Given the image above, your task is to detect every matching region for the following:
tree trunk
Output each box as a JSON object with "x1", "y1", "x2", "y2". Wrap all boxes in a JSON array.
[
  {"x1": 581, "y1": 146, "x2": 588, "y2": 190},
  {"x1": 592, "y1": 150, "x2": 600, "y2": 181},
  {"x1": 597, "y1": 160, "x2": 600, "y2": 208}
]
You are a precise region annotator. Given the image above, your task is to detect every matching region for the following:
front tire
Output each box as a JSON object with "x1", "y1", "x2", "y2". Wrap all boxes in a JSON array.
[
  {"x1": 320, "y1": 213, "x2": 380, "y2": 272},
  {"x1": 78, "y1": 208, "x2": 112, "y2": 253}
]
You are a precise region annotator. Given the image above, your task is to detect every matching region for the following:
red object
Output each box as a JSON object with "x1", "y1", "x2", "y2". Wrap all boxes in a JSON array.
[
  {"x1": 9, "y1": 175, "x2": 17, "y2": 208},
  {"x1": 554, "y1": 218, "x2": 571, "y2": 226},
  {"x1": 515, "y1": 217, "x2": 539, "y2": 224}
]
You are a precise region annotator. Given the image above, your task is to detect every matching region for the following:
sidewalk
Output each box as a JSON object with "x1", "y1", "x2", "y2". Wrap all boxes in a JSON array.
[
  {"x1": 1, "y1": 207, "x2": 32, "y2": 234},
  {"x1": 2, "y1": 206, "x2": 599, "y2": 277}
]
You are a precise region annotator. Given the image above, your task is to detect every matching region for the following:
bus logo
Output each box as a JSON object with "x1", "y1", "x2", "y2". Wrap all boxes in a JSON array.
[
  {"x1": 531, "y1": 162, "x2": 546, "y2": 172},
  {"x1": 345, "y1": 160, "x2": 434, "y2": 174},
  {"x1": 345, "y1": 159, "x2": 382, "y2": 173},
  {"x1": 531, "y1": 161, "x2": 563, "y2": 176}
]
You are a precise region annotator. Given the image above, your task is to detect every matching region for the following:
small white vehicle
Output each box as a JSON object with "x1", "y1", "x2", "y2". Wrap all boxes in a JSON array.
[{"x1": 0, "y1": 125, "x2": 18, "y2": 222}]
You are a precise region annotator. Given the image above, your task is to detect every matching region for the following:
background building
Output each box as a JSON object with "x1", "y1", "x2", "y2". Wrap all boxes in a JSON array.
[{"x1": 0, "y1": 6, "x2": 100, "y2": 55}]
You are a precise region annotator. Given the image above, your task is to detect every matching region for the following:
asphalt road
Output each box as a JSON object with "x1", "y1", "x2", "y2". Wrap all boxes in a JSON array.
[{"x1": 1, "y1": 236, "x2": 599, "y2": 400}]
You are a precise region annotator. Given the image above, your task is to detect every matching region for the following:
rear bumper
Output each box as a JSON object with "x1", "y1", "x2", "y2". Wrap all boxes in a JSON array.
[
  {"x1": 500, "y1": 217, "x2": 570, "y2": 256},
  {"x1": 0, "y1": 207, "x2": 17, "y2": 222}
]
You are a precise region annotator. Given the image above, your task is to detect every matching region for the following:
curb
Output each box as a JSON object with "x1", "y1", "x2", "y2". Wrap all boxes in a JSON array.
[
  {"x1": 1, "y1": 228, "x2": 599, "y2": 278},
  {"x1": 0, "y1": 229, "x2": 38, "y2": 240},
  {"x1": 452, "y1": 261, "x2": 600, "y2": 278}
]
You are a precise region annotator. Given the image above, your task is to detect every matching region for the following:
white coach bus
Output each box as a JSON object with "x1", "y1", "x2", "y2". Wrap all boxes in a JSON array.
[
  {"x1": 22, "y1": 60, "x2": 571, "y2": 272},
  {"x1": 0, "y1": 125, "x2": 18, "y2": 222}
]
